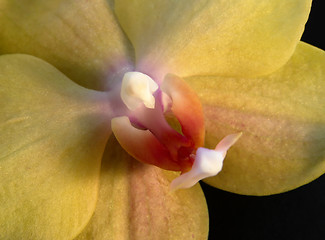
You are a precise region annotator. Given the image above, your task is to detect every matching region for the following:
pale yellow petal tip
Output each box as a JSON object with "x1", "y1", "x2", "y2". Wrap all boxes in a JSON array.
[
  {"x1": 170, "y1": 133, "x2": 242, "y2": 191},
  {"x1": 120, "y1": 71, "x2": 158, "y2": 110}
]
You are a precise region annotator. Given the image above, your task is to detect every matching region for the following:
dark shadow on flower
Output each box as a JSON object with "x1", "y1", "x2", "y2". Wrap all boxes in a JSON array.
[{"x1": 201, "y1": 173, "x2": 325, "y2": 240}]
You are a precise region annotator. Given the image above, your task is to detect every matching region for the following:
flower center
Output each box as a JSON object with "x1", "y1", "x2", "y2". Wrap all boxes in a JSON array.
[{"x1": 111, "y1": 71, "x2": 241, "y2": 190}]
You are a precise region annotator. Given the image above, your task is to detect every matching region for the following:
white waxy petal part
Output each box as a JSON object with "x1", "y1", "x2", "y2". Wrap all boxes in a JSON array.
[
  {"x1": 121, "y1": 71, "x2": 159, "y2": 110},
  {"x1": 215, "y1": 132, "x2": 243, "y2": 157},
  {"x1": 170, "y1": 132, "x2": 242, "y2": 191}
]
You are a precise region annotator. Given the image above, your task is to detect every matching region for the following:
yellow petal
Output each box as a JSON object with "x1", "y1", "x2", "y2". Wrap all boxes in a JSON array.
[
  {"x1": 0, "y1": 54, "x2": 111, "y2": 239},
  {"x1": 75, "y1": 137, "x2": 209, "y2": 240},
  {"x1": 185, "y1": 42, "x2": 325, "y2": 195},
  {"x1": 115, "y1": 0, "x2": 311, "y2": 79},
  {"x1": 0, "y1": 0, "x2": 133, "y2": 90}
]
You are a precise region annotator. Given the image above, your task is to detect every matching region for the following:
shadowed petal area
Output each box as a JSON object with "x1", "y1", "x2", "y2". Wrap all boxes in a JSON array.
[
  {"x1": 0, "y1": 0, "x2": 133, "y2": 90},
  {"x1": 185, "y1": 42, "x2": 325, "y2": 195},
  {"x1": 115, "y1": 0, "x2": 311, "y2": 80},
  {"x1": 0, "y1": 54, "x2": 112, "y2": 239},
  {"x1": 74, "y1": 136, "x2": 209, "y2": 240}
]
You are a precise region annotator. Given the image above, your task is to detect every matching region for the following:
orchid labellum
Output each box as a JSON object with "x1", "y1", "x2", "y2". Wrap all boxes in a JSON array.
[{"x1": 0, "y1": 0, "x2": 324, "y2": 239}]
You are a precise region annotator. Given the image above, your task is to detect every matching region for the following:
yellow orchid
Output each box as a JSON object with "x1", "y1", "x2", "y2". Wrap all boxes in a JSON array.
[{"x1": 0, "y1": 0, "x2": 324, "y2": 239}]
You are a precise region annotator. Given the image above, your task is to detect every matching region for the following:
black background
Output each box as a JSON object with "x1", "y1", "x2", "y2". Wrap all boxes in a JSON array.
[{"x1": 201, "y1": 1, "x2": 325, "y2": 240}]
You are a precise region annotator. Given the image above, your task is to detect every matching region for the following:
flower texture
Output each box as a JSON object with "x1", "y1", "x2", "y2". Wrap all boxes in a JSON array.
[{"x1": 0, "y1": 0, "x2": 324, "y2": 239}]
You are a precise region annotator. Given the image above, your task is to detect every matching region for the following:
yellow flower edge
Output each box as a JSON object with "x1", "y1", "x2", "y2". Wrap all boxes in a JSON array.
[
  {"x1": 0, "y1": 54, "x2": 112, "y2": 239},
  {"x1": 186, "y1": 42, "x2": 325, "y2": 195},
  {"x1": 0, "y1": 0, "x2": 132, "y2": 90},
  {"x1": 115, "y1": 0, "x2": 311, "y2": 78}
]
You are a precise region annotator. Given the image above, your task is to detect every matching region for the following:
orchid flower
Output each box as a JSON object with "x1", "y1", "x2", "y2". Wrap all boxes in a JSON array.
[{"x1": 0, "y1": 0, "x2": 324, "y2": 239}]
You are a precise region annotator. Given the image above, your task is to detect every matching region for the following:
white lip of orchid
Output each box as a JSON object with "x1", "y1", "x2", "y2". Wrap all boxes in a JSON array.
[
  {"x1": 170, "y1": 132, "x2": 242, "y2": 191},
  {"x1": 120, "y1": 71, "x2": 159, "y2": 111}
]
